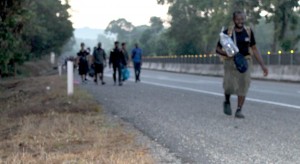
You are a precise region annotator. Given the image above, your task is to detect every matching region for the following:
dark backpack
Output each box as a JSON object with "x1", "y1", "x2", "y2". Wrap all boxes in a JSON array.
[
  {"x1": 231, "y1": 28, "x2": 249, "y2": 73},
  {"x1": 234, "y1": 52, "x2": 248, "y2": 73}
]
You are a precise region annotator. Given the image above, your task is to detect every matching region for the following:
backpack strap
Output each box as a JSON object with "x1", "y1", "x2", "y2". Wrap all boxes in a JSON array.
[
  {"x1": 229, "y1": 25, "x2": 253, "y2": 56},
  {"x1": 228, "y1": 25, "x2": 251, "y2": 38},
  {"x1": 227, "y1": 25, "x2": 235, "y2": 37},
  {"x1": 244, "y1": 26, "x2": 251, "y2": 41},
  {"x1": 244, "y1": 26, "x2": 253, "y2": 55}
]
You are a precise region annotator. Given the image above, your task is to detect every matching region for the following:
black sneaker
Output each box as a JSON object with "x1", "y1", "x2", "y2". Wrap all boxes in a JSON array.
[
  {"x1": 223, "y1": 102, "x2": 232, "y2": 116},
  {"x1": 101, "y1": 82, "x2": 106, "y2": 85},
  {"x1": 235, "y1": 109, "x2": 245, "y2": 119},
  {"x1": 119, "y1": 83, "x2": 123, "y2": 86}
]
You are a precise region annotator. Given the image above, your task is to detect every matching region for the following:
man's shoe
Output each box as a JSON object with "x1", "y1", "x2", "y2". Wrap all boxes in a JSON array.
[
  {"x1": 101, "y1": 82, "x2": 106, "y2": 85},
  {"x1": 119, "y1": 83, "x2": 123, "y2": 86},
  {"x1": 235, "y1": 109, "x2": 245, "y2": 119},
  {"x1": 223, "y1": 102, "x2": 232, "y2": 116}
]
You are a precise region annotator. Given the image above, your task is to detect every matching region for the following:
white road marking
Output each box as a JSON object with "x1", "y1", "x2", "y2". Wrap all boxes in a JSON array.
[
  {"x1": 104, "y1": 73, "x2": 300, "y2": 109},
  {"x1": 141, "y1": 81, "x2": 300, "y2": 110},
  {"x1": 250, "y1": 89, "x2": 298, "y2": 96},
  {"x1": 142, "y1": 75, "x2": 221, "y2": 84},
  {"x1": 141, "y1": 75, "x2": 295, "y2": 96}
]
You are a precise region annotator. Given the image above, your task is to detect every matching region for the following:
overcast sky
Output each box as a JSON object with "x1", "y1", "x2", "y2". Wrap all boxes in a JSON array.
[{"x1": 69, "y1": 0, "x2": 169, "y2": 29}]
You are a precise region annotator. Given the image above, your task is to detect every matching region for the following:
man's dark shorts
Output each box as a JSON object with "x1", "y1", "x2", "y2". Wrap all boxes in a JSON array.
[{"x1": 94, "y1": 63, "x2": 104, "y2": 74}]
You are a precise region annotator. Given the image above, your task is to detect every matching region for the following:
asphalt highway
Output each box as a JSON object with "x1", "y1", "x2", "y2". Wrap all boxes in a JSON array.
[{"x1": 82, "y1": 69, "x2": 300, "y2": 164}]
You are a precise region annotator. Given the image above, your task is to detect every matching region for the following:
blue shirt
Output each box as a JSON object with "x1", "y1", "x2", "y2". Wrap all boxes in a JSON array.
[{"x1": 131, "y1": 48, "x2": 142, "y2": 63}]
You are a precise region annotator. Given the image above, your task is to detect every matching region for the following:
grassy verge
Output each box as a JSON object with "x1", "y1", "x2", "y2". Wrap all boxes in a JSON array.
[{"x1": 0, "y1": 75, "x2": 154, "y2": 163}]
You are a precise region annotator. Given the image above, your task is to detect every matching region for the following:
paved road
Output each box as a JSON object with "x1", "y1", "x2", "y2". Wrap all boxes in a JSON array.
[{"x1": 82, "y1": 69, "x2": 300, "y2": 164}]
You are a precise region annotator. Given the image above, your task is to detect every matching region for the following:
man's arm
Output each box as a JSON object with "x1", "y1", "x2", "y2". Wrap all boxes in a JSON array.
[
  {"x1": 131, "y1": 49, "x2": 135, "y2": 60},
  {"x1": 140, "y1": 50, "x2": 143, "y2": 65},
  {"x1": 251, "y1": 45, "x2": 268, "y2": 76},
  {"x1": 216, "y1": 45, "x2": 228, "y2": 57},
  {"x1": 249, "y1": 29, "x2": 268, "y2": 76},
  {"x1": 109, "y1": 51, "x2": 113, "y2": 67},
  {"x1": 91, "y1": 50, "x2": 96, "y2": 64},
  {"x1": 103, "y1": 50, "x2": 107, "y2": 61},
  {"x1": 121, "y1": 50, "x2": 127, "y2": 66}
]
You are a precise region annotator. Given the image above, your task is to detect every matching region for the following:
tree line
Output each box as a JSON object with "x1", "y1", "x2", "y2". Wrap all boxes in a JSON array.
[
  {"x1": 105, "y1": 0, "x2": 300, "y2": 56},
  {"x1": 0, "y1": 0, "x2": 73, "y2": 76}
]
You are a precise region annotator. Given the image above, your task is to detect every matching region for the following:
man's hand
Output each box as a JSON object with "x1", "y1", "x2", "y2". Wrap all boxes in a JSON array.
[
  {"x1": 262, "y1": 65, "x2": 268, "y2": 77},
  {"x1": 216, "y1": 46, "x2": 228, "y2": 57}
]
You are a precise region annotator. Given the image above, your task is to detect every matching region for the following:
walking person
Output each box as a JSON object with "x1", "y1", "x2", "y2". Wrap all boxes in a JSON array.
[
  {"x1": 77, "y1": 43, "x2": 89, "y2": 83},
  {"x1": 93, "y1": 43, "x2": 107, "y2": 85},
  {"x1": 131, "y1": 43, "x2": 143, "y2": 83},
  {"x1": 122, "y1": 42, "x2": 129, "y2": 64},
  {"x1": 109, "y1": 41, "x2": 127, "y2": 86},
  {"x1": 216, "y1": 11, "x2": 268, "y2": 119},
  {"x1": 121, "y1": 42, "x2": 129, "y2": 81}
]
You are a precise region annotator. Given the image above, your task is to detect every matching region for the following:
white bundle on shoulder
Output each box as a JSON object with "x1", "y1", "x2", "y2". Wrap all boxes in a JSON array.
[{"x1": 219, "y1": 27, "x2": 239, "y2": 57}]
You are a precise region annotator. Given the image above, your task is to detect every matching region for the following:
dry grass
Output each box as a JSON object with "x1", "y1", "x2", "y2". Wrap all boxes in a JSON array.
[
  {"x1": 0, "y1": 76, "x2": 154, "y2": 164},
  {"x1": 16, "y1": 57, "x2": 56, "y2": 77}
]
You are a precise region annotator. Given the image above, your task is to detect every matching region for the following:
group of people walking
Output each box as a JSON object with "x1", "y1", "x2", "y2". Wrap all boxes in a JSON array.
[
  {"x1": 76, "y1": 41, "x2": 143, "y2": 86},
  {"x1": 76, "y1": 10, "x2": 269, "y2": 119}
]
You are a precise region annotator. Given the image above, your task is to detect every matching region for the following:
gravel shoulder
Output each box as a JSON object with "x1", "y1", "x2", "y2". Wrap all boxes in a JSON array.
[{"x1": 104, "y1": 111, "x2": 182, "y2": 164}]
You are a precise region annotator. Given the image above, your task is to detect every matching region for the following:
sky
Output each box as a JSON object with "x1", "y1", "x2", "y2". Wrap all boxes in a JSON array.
[{"x1": 69, "y1": 0, "x2": 169, "y2": 29}]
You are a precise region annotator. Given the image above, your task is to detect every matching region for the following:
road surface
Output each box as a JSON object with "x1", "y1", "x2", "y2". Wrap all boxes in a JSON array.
[{"x1": 82, "y1": 69, "x2": 300, "y2": 164}]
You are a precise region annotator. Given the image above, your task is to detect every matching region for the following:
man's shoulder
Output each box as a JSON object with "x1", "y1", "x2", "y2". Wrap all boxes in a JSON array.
[
  {"x1": 78, "y1": 50, "x2": 86, "y2": 55},
  {"x1": 99, "y1": 48, "x2": 106, "y2": 53},
  {"x1": 133, "y1": 48, "x2": 141, "y2": 52},
  {"x1": 244, "y1": 26, "x2": 253, "y2": 34},
  {"x1": 220, "y1": 28, "x2": 230, "y2": 35}
]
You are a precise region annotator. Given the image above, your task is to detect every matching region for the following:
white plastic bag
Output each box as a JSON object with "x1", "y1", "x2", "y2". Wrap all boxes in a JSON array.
[{"x1": 219, "y1": 27, "x2": 239, "y2": 57}]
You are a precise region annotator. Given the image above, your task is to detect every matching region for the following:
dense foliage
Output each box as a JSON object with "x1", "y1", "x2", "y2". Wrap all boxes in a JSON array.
[
  {"x1": 106, "y1": 1, "x2": 300, "y2": 56},
  {"x1": 0, "y1": 0, "x2": 73, "y2": 75}
]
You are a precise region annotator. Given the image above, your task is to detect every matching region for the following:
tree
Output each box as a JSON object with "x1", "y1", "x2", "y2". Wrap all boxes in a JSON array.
[
  {"x1": 150, "y1": 16, "x2": 164, "y2": 33},
  {"x1": 0, "y1": 0, "x2": 74, "y2": 76},
  {"x1": 157, "y1": 0, "x2": 300, "y2": 54},
  {"x1": 105, "y1": 18, "x2": 135, "y2": 42},
  {"x1": 156, "y1": 0, "x2": 264, "y2": 54},
  {"x1": 261, "y1": 0, "x2": 300, "y2": 51},
  {"x1": 105, "y1": 17, "x2": 168, "y2": 56},
  {"x1": 0, "y1": 0, "x2": 31, "y2": 75}
]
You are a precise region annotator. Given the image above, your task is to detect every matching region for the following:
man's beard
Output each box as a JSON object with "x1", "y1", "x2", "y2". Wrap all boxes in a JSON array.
[{"x1": 235, "y1": 24, "x2": 244, "y2": 29}]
